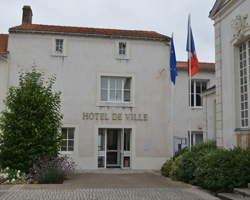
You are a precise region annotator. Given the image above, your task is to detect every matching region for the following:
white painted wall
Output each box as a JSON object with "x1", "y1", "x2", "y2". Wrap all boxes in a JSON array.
[
  {"x1": 0, "y1": 58, "x2": 8, "y2": 112},
  {"x1": 7, "y1": 33, "x2": 172, "y2": 169},
  {"x1": 203, "y1": 91, "x2": 216, "y2": 141},
  {"x1": 172, "y1": 70, "x2": 215, "y2": 150},
  {"x1": 212, "y1": 0, "x2": 250, "y2": 148}
]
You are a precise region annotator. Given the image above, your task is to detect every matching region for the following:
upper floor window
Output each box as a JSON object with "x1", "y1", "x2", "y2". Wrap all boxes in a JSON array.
[
  {"x1": 101, "y1": 76, "x2": 131, "y2": 102},
  {"x1": 119, "y1": 42, "x2": 126, "y2": 55},
  {"x1": 55, "y1": 39, "x2": 64, "y2": 53},
  {"x1": 53, "y1": 38, "x2": 66, "y2": 56},
  {"x1": 116, "y1": 41, "x2": 129, "y2": 59},
  {"x1": 239, "y1": 40, "x2": 250, "y2": 128},
  {"x1": 61, "y1": 127, "x2": 75, "y2": 152},
  {"x1": 190, "y1": 80, "x2": 207, "y2": 107}
]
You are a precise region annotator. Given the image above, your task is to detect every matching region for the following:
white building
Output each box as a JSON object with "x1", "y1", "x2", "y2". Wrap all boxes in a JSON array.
[
  {"x1": 0, "y1": 6, "x2": 215, "y2": 170},
  {"x1": 173, "y1": 61, "x2": 215, "y2": 153},
  {"x1": 210, "y1": 0, "x2": 250, "y2": 148}
]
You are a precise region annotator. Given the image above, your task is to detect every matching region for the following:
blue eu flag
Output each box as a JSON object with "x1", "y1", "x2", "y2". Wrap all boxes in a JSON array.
[{"x1": 170, "y1": 37, "x2": 177, "y2": 84}]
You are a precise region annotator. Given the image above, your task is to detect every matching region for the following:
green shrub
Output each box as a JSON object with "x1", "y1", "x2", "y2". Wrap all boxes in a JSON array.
[
  {"x1": 169, "y1": 141, "x2": 217, "y2": 183},
  {"x1": 194, "y1": 148, "x2": 250, "y2": 192},
  {"x1": 173, "y1": 147, "x2": 189, "y2": 160},
  {"x1": 161, "y1": 159, "x2": 173, "y2": 177},
  {"x1": 37, "y1": 168, "x2": 64, "y2": 184},
  {"x1": 0, "y1": 68, "x2": 63, "y2": 172}
]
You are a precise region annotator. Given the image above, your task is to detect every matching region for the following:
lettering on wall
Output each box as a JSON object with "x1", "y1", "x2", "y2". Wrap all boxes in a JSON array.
[{"x1": 82, "y1": 112, "x2": 148, "y2": 121}]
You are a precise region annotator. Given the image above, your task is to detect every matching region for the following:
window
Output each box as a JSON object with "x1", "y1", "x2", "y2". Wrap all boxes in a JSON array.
[
  {"x1": 188, "y1": 131, "x2": 203, "y2": 146},
  {"x1": 190, "y1": 80, "x2": 207, "y2": 107},
  {"x1": 101, "y1": 76, "x2": 131, "y2": 102},
  {"x1": 119, "y1": 42, "x2": 126, "y2": 55},
  {"x1": 61, "y1": 127, "x2": 75, "y2": 152},
  {"x1": 116, "y1": 41, "x2": 129, "y2": 59},
  {"x1": 55, "y1": 39, "x2": 64, "y2": 53},
  {"x1": 239, "y1": 40, "x2": 250, "y2": 128}
]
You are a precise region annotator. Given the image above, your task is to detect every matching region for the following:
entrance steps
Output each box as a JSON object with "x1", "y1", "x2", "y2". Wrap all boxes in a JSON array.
[
  {"x1": 217, "y1": 184, "x2": 250, "y2": 200},
  {"x1": 76, "y1": 169, "x2": 160, "y2": 174}
]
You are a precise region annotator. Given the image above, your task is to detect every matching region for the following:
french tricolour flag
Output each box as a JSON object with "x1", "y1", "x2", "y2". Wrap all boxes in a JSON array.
[{"x1": 186, "y1": 15, "x2": 199, "y2": 76}]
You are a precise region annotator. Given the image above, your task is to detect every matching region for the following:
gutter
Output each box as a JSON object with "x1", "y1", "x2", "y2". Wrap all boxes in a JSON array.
[
  {"x1": 177, "y1": 67, "x2": 215, "y2": 73},
  {"x1": 9, "y1": 29, "x2": 170, "y2": 42}
]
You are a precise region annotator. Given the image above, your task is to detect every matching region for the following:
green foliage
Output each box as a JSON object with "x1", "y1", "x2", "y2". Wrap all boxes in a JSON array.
[
  {"x1": 0, "y1": 167, "x2": 25, "y2": 183},
  {"x1": 193, "y1": 148, "x2": 250, "y2": 192},
  {"x1": 0, "y1": 68, "x2": 63, "y2": 173},
  {"x1": 170, "y1": 141, "x2": 217, "y2": 183},
  {"x1": 37, "y1": 168, "x2": 64, "y2": 184},
  {"x1": 161, "y1": 159, "x2": 173, "y2": 177},
  {"x1": 173, "y1": 147, "x2": 188, "y2": 160}
]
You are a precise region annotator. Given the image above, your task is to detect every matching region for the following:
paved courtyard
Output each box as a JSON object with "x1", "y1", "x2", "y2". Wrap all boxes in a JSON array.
[{"x1": 0, "y1": 172, "x2": 220, "y2": 200}]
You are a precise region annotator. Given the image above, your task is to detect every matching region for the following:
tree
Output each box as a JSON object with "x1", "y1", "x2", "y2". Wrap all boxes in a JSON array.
[{"x1": 0, "y1": 68, "x2": 63, "y2": 172}]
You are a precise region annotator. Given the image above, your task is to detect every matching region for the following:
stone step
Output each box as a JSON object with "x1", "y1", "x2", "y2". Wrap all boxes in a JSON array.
[
  {"x1": 234, "y1": 188, "x2": 250, "y2": 197},
  {"x1": 217, "y1": 193, "x2": 250, "y2": 200}
]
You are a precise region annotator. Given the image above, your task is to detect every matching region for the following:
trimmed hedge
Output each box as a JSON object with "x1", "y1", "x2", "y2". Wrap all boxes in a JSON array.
[
  {"x1": 170, "y1": 141, "x2": 217, "y2": 183},
  {"x1": 161, "y1": 141, "x2": 250, "y2": 192},
  {"x1": 194, "y1": 148, "x2": 250, "y2": 192},
  {"x1": 161, "y1": 159, "x2": 173, "y2": 177}
]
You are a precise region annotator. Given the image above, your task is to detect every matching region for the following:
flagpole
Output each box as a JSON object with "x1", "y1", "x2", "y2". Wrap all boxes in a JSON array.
[
  {"x1": 188, "y1": 14, "x2": 192, "y2": 150},
  {"x1": 170, "y1": 33, "x2": 175, "y2": 156}
]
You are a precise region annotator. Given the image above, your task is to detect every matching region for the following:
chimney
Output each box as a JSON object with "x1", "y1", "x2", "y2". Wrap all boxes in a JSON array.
[{"x1": 22, "y1": 5, "x2": 33, "y2": 25}]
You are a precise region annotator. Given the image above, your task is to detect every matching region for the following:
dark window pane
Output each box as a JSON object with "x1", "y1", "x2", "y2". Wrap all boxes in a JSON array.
[
  {"x1": 68, "y1": 128, "x2": 74, "y2": 139},
  {"x1": 124, "y1": 78, "x2": 131, "y2": 90},
  {"x1": 68, "y1": 140, "x2": 74, "y2": 151},
  {"x1": 124, "y1": 129, "x2": 131, "y2": 151},
  {"x1": 98, "y1": 156, "x2": 105, "y2": 168},
  {"x1": 196, "y1": 94, "x2": 202, "y2": 106},
  {"x1": 62, "y1": 128, "x2": 67, "y2": 139},
  {"x1": 124, "y1": 91, "x2": 130, "y2": 102}
]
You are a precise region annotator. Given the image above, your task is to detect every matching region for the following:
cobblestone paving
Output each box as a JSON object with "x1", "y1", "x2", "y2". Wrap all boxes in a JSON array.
[{"x1": 0, "y1": 173, "x2": 219, "y2": 200}]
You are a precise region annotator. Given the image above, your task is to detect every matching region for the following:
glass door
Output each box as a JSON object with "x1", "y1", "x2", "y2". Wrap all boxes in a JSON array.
[
  {"x1": 98, "y1": 128, "x2": 106, "y2": 168},
  {"x1": 106, "y1": 129, "x2": 122, "y2": 168},
  {"x1": 98, "y1": 128, "x2": 132, "y2": 169},
  {"x1": 121, "y1": 128, "x2": 132, "y2": 168}
]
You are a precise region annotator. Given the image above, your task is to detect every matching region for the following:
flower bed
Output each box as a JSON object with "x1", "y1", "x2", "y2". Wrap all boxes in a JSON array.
[{"x1": 0, "y1": 155, "x2": 76, "y2": 184}]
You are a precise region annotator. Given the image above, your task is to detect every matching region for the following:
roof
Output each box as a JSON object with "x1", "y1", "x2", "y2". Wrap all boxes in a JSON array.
[
  {"x1": 209, "y1": 0, "x2": 231, "y2": 19},
  {"x1": 9, "y1": 24, "x2": 170, "y2": 42},
  {"x1": 177, "y1": 61, "x2": 215, "y2": 72},
  {"x1": 0, "y1": 34, "x2": 9, "y2": 55}
]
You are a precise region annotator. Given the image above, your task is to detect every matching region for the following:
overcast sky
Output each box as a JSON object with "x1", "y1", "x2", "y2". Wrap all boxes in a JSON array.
[{"x1": 1, "y1": 0, "x2": 216, "y2": 62}]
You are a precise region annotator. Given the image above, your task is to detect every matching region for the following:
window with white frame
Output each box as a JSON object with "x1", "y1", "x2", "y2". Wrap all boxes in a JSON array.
[
  {"x1": 55, "y1": 39, "x2": 64, "y2": 54},
  {"x1": 119, "y1": 42, "x2": 126, "y2": 55},
  {"x1": 190, "y1": 80, "x2": 207, "y2": 107},
  {"x1": 61, "y1": 127, "x2": 75, "y2": 152},
  {"x1": 101, "y1": 76, "x2": 131, "y2": 102},
  {"x1": 188, "y1": 131, "x2": 204, "y2": 146},
  {"x1": 239, "y1": 40, "x2": 250, "y2": 128}
]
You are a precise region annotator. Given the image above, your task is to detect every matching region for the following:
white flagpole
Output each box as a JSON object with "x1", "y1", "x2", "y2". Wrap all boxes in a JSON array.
[
  {"x1": 170, "y1": 33, "x2": 175, "y2": 156},
  {"x1": 188, "y1": 14, "x2": 192, "y2": 150}
]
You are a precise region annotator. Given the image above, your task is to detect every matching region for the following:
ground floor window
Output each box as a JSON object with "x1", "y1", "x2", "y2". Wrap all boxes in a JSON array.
[
  {"x1": 61, "y1": 127, "x2": 75, "y2": 152},
  {"x1": 98, "y1": 128, "x2": 132, "y2": 169},
  {"x1": 173, "y1": 137, "x2": 187, "y2": 154},
  {"x1": 188, "y1": 131, "x2": 204, "y2": 146},
  {"x1": 239, "y1": 40, "x2": 250, "y2": 128}
]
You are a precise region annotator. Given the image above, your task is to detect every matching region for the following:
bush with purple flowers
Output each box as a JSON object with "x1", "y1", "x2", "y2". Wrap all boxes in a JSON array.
[{"x1": 29, "y1": 155, "x2": 76, "y2": 184}]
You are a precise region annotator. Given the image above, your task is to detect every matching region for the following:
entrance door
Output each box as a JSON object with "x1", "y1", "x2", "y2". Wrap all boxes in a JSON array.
[
  {"x1": 98, "y1": 128, "x2": 131, "y2": 168},
  {"x1": 106, "y1": 129, "x2": 121, "y2": 168}
]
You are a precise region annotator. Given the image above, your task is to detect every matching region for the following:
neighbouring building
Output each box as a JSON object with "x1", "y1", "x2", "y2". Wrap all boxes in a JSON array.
[
  {"x1": 210, "y1": 0, "x2": 250, "y2": 148},
  {"x1": 0, "y1": 5, "x2": 215, "y2": 170},
  {"x1": 173, "y1": 61, "x2": 215, "y2": 153}
]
